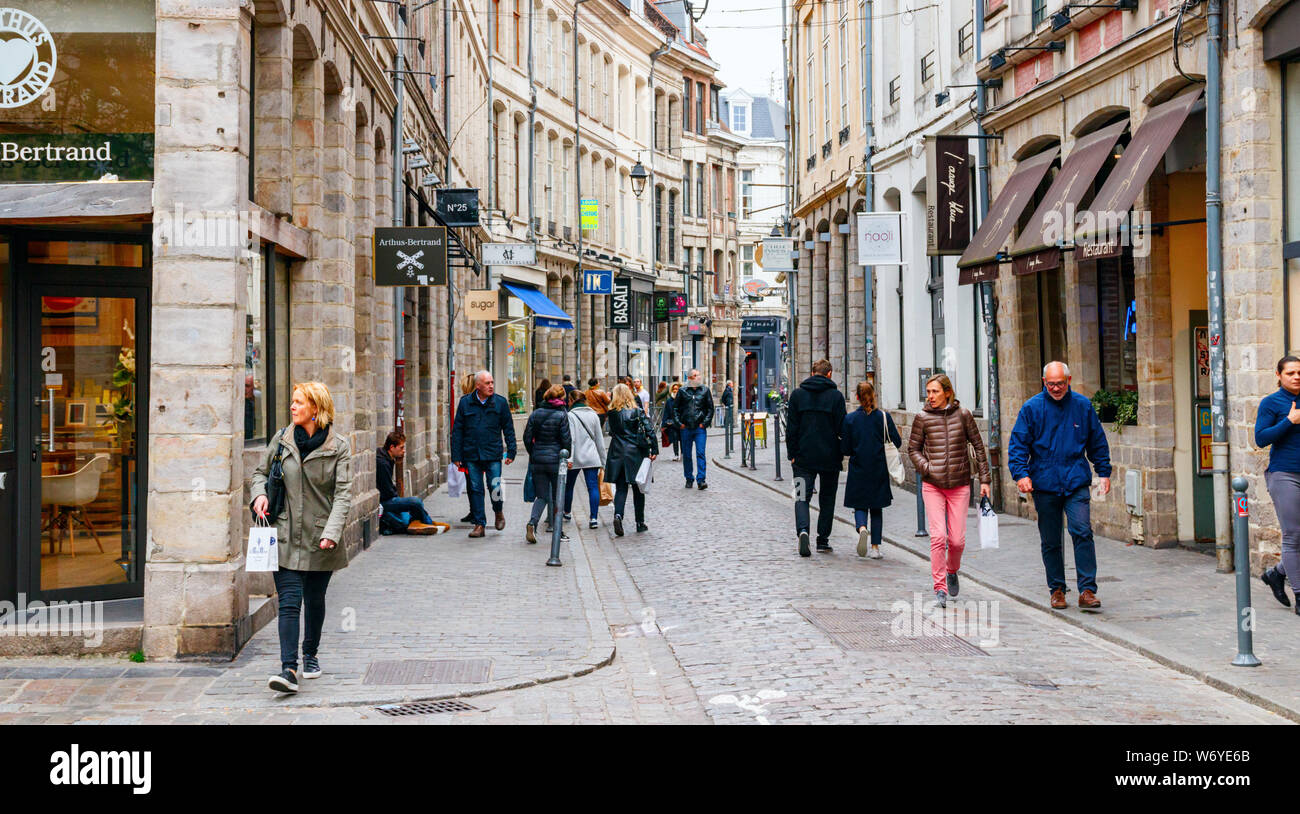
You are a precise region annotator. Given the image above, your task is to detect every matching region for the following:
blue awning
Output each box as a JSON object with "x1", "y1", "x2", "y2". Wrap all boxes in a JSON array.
[{"x1": 501, "y1": 282, "x2": 573, "y2": 329}]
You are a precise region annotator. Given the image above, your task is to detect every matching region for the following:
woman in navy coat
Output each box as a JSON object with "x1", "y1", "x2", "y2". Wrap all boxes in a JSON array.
[{"x1": 841, "y1": 381, "x2": 902, "y2": 559}]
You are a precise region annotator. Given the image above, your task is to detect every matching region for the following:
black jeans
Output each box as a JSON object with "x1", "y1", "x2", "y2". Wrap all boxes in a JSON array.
[
  {"x1": 614, "y1": 481, "x2": 645, "y2": 524},
  {"x1": 794, "y1": 467, "x2": 840, "y2": 544},
  {"x1": 529, "y1": 464, "x2": 562, "y2": 527},
  {"x1": 272, "y1": 568, "x2": 333, "y2": 673}
]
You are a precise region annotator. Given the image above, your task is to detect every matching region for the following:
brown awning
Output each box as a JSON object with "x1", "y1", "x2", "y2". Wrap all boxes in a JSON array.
[
  {"x1": 1074, "y1": 89, "x2": 1204, "y2": 259},
  {"x1": 957, "y1": 146, "x2": 1059, "y2": 284},
  {"x1": 1009, "y1": 119, "x2": 1128, "y2": 275}
]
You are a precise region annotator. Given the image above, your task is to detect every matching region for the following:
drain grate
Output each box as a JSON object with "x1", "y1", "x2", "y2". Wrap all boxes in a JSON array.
[
  {"x1": 796, "y1": 607, "x2": 989, "y2": 656},
  {"x1": 374, "y1": 699, "x2": 479, "y2": 717},
  {"x1": 362, "y1": 658, "x2": 493, "y2": 685}
]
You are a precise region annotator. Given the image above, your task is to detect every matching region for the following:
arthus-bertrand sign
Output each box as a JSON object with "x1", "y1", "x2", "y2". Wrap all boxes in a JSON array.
[
  {"x1": 0, "y1": 8, "x2": 56, "y2": 109},
  {"x1": 373, "y1": 227, "x2": 448, "y2": 286},
  {"x1": 925, "y1": 135, "x2": 972, "y2": 255}
]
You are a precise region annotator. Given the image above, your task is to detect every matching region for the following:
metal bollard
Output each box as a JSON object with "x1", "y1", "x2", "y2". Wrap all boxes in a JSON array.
[
  {"x1": 914, "y1": 471, "x2": 928, "y2": 537},
  {"x1": 748, "y1": 415, "x2": 758, "y2": 471},
  {"x1": 1230, "y1": 477, "x2": 1261, "y2": 666},
  {"x1": 740, "y1": 412, "x2": 749, "y2": 467},
  {"x1": 547, "y1": 452, "x2": 567, "y2": 567},
  {"x1": 773, "y1": 410, "x2": 783, "y2": 481},
  {"x1": 725, "y1": 406, "x2": 734, "y2": 457}
]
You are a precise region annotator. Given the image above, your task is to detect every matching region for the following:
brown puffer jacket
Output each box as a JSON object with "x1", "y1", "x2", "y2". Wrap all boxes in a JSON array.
[{"x1": 907, "y1": 400, "x2": 990, "y2": 490}]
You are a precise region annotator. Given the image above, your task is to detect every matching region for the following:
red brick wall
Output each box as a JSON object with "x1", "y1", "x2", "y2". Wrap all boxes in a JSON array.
[
  {"x1": 1014, "y1": 51, "x2": 1054, "y2": 97},
  {"x1": 987, "y1": 0, "x2": 1005, "y2": 12},
  {"x1": 1076, "y1": 10, "x2": 1123, "y2": 65},
  {"x1": 1102, "y1": 9, "x2": 1122, "y2": 47}
]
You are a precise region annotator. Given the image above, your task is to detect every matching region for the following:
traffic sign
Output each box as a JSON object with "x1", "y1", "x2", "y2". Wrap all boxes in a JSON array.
[{"x1": 582, "y1": 268, "x2": 613, "y2": 295}]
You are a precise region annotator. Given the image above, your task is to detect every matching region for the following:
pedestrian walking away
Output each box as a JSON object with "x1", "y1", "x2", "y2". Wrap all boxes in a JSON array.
[
  {"x1": 376, "y1": 429, "x2": 445, "y2": 535},
  {"x1": 562, "y1": 374, "x2": 578, "y2": 403},
  {"x1": 909, "y1": 373, "x2": 990, "y2": 608},
  {"x1": 585, "y1": 377, "x2": 612, "y2": 428},
  {"x1": 565, "y1": 389, "x2": 608, "y2": 530},
  {"x1": 451, "y1": 370, "x2": 518, "y2": 538},
  {"x1": 524, "y1": 384, "x2": 573, "y2": 545},
  {"x1": 534, "y1": 378, "x2": 553, "y2": 411},
  {"x1": 604, "y1": 384, "x2": 658, "y2": 536},
  {"x1": 786, "y1": 359, "x2": 847, "y2": 556},
  {"x1": 250, "y1": 381, "x2": 353, "y2": 694},
  {"x1": 664, "y1": 382, "x2": 682, "y2": 460},
  {"x1": 675, "y1": 369, "x2": 715, "y2": 488},
  {"x1": 1256, "y1": 354, "x2": 1300, "y2": 613},
  {"x1": 842, "y1": 381, "x2": 902, "y2": 560},
  {"x1": 1008, "y1": 361, "x2": 1111, "y2": 612}
]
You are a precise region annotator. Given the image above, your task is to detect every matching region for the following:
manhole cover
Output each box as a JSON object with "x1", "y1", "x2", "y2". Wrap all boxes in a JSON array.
[
  {"x1": 374, "y1": 699, "x2": 479, "y2": 717},
  {"x1": 362, "y1": 658, "x2": 493, "y2": 685},
  {"x1": 796, "y1": 607, "x2": 988, "y2": 656}
]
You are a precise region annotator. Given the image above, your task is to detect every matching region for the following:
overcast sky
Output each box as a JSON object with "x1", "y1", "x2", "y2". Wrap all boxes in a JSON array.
[{"x1": 701, "y1": 0, "x2": 785, "y2": 101}]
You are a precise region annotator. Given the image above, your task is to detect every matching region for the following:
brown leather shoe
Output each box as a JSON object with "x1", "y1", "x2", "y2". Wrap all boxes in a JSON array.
[
  {"x1": 1078, "y1": 589, "x2": 1102, "y2": 611},
  {"x1": 494, "y1": 511, "x2": 506, "y2": 531},
  {"x1": 468, "y1": 524, "x2": 485, "y2": 538},
  {"x1": 1050, "y1": 589, "x2": 1067, "y2": 609}
]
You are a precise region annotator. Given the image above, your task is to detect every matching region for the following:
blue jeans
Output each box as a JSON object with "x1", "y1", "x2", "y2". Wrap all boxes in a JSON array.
[
  {"x1": 854, "y1": 508, "x2": 884, "y2": 548},
  {"x1": 382, "y1": 496, "x2": 432, "y2": 532},
  {"x1": 465, "y1": 459, "x2": 503, "y2": 526},
  {"x1": 681, "y1": 427, "x2": 707, "y2": 483},
  {"x1": 566, "y1": 467, "x2": 601, "y2": 520},
  {"x1": 1033, "y1": 486, "x2": 1098, "y2": 593},
  {"x1": 272, "y1": 568, "x2": 332, "y2": 673}
]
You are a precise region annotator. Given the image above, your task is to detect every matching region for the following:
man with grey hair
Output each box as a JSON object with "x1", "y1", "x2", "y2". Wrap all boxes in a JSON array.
[
  {"x1": 1008, "y1": 360, "x2": 1112, "y2": 611},
  {"x1": 673, "y1": 368, "x2": 715, "y2": 489},
  {"x1": 451, "y1": 370, "x2": 517, "y2": 538}
]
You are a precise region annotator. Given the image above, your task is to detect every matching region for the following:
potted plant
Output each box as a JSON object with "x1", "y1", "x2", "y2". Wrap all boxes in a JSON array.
[
  {"x1": 111, "y1": 346, "x2": 135, "y2": 446},
  {"x1": 1091, "y1": 389, "x2": 1119, "y2": 423}
]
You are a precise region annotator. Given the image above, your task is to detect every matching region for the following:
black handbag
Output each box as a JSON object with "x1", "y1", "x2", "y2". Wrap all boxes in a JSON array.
[{"x1": 261, "y1": 427, "x2": 289, "y2": 521}]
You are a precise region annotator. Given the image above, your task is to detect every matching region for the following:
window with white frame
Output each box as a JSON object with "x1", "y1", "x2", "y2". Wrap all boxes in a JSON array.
[
  {"x1": 741, "y1": 169, "x2": 753, "y2": 219},
  {"x1": 683, "y1": 161, "x2": 692, "y2": 217},
  {"x1": 590, "y1": 50, "x2": 598, "y2": 116},
  {"x1": 821, "y1": 11, "x2": 830, "y2": 145},
  {"x1": 860, "y1": 0, "x2": 868, "y2": 130},
  {"x1": 561, "y1": 143, "x2": 570, "y2": 228},
  {"x1": 604, "y1": 60, "x2": 611, "y2": 123},
  {"x1": 838, "y1": 21, "x2": 848, "y2": 130},
  {"x1": 620, "y1": 173, "x2": 627, "y2": 250},
  {"x1": 732, "y1": 103, "x2": 748, "y2": 133},
  {"x1": 805, "y1": 28, "x2": 814, "y2": 155},
  {"x1": 742, "y1": 243, "x2": 755, "y2": 277},
  {"x1": 545, "y1": 15, "x2": 554, "y2": 87},
  {"x1": 546, "y1": 137, "x2": 555, "y2": 228},
  {"x1": 637, "y1": 192, "x2": 644, "y2": 256}
]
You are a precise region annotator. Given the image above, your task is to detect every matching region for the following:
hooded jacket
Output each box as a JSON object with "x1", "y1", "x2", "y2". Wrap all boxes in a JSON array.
[
  {"x1": 1008, "y1": 387, "x2": 1111, "y2": 494},
  {"x1": 524, "y1": 399, "x2": 573, "y2": 468},
  {"x1": 908, "y1": 399, "x2": 990, "y2": 490},
  {"x1": 785, "y1": 375, "x2": 847, "y2": 471}
]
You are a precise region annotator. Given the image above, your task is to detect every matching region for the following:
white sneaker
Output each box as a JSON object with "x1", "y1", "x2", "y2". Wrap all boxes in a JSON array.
[
  {"x1": 869, "y1": 546, "x2": 884, "y2": 560},
  {"x1": 856, "y1": 528, "x2": 870, "y2": 558}
]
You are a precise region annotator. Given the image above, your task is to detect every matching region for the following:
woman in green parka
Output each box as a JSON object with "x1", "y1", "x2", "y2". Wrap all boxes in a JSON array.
[{"x1": 251, "y1": 381, "x2": 352, "y2": 694}]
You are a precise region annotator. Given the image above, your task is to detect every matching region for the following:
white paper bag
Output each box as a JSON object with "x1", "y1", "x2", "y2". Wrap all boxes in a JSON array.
[
  {"x1": 634, "y1": 457, "x2": 654, "y2": 494},
  {"x1": 446, "y1": 464, "x2": 467, "y2": 498},
  {"x1": 979, "y1": 497, "x2": 999, "y2": 549},
  {"x1": 247, "y1": 522, "x2": 279, "y2": 572}
]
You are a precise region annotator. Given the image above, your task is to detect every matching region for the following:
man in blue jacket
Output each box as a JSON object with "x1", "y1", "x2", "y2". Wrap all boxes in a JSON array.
[
  {"x1": 1008, "y1": 361, "x2": 1112, "y2": 612},
  {"x1": 451, "y1": 370, "x2": 517, "y2": 538}
]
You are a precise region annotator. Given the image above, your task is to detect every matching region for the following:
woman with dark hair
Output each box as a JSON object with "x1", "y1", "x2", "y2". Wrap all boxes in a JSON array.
[
  {"x1": 908, "y1": 372, "x2": 990, "y2": 608},
  {"x1": 524, "y1": 383, "x2": 572, "y2": 544},
  {"x1": 664, "y1": 382, "x2": 682, "y2": 461},
  {"x1": 604, "y1": 384, "x2": 658, "y2": 536},
  {"x1": 842, "y1": 381, "x2": 902, "y2": 560},
  {"x1": 534, "y1": 378, "x2": 553, "y2": 411},
  {"x1": 1258, "y1": 355, "x2": 1300, "y2": 613}
]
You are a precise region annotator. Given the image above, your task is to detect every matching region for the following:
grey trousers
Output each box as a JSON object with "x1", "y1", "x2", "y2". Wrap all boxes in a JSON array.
[{"x1": 1266, "y1": 470, "x2": 1300, "y2": 593}]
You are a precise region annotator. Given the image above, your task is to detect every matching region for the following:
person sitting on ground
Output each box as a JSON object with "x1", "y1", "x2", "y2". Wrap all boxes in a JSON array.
[{"x1": 376, "y1": 430, "x2": 446, "y2": 535}]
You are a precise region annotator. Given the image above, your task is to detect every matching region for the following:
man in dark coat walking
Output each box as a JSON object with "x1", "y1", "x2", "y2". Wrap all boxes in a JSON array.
[
  {"x1": 673, "y1": 368, "x2": 715, "y2": 489},
  {"x1": 451, "y1": 370, "x2": 517, "y2": 538},
  {"x1": 786, "y1": 359, "x2": 847, "y2": 556}
]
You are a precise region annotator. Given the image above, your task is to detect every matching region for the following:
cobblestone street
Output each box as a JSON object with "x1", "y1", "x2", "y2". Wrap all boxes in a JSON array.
[{"x1": 0, "y1": 455, "x2": 1286, "y2": 724}]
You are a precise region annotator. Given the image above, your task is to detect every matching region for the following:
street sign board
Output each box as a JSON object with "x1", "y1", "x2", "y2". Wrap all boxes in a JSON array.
[
  {"x1": 482, "y1": 242, "x2": 537, "y2": 266},
  {"x1": 465, "y1": 289, "x2": 499, "y2": 320},
  {"x1": 666, "y1": 291, "x2": 687, "y2": 317},
  {"x1": 609, "y1": 277, "x2": 631, "y2": 328},
  {"x1": 857, "y1": 212, "x2": 905, "y2": 265},
  {"x1": 582, "y1": 268, "x2": 613, "y2": 295},
  {"x1": 761, "y1": 237, "x2": 794, "y2": 271},
  {"x1": 652, "y1": 292, "x2": 671, "y2": 323},
  {"x1": 374, "y1": 226, "x2": 448, "y2": 286},
  {"x1": 437, "y1": 188, "x2": 480, "y2": 227},
  {"x1": 580, "y1": 197, "x2": 599, "y2": 230}
]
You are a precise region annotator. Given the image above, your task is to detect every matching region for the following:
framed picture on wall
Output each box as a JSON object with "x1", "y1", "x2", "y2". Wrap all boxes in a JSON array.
[{"x1": 65, "y1": 400, "x2": 92, "y2": 428}]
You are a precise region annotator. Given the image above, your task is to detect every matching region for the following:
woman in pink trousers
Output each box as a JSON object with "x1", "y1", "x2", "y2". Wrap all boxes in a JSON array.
[{"x1": 907, "y1": 373, "x2": 990, "y2": 608}]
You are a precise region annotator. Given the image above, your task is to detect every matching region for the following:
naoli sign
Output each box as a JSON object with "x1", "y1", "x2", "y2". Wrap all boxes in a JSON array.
[{"x1": 0, "y1": 8, "x2": 56, "y2": 109}]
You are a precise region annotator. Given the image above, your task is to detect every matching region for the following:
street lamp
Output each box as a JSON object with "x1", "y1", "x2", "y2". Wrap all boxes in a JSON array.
[{"x1": 630, "y1": 159, "x2": 649, "y2": 199}]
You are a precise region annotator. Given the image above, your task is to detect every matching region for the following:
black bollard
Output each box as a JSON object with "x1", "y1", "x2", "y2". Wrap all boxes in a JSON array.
[
  {"x1": 914, "y1": 471, "x2": 928, "y2": 537},
  {"x1": 773, "y1": 409, "x2": 783, "y2": 481},
  {"x1": 1231, "y1": 477, "x2": 1261, "y2": 666},
  {"x1": 749, "y1": 414, "x2": 759, "y2": 471},
  {"x1": 725, "y1": 405, "x2": 734, "y2": 458},
  {"x1": 740, "y1": 412, "x2": 748, "y2": 467},
  {"x1": 547, "y1": 452, "x2": 567, "y2": 567}
]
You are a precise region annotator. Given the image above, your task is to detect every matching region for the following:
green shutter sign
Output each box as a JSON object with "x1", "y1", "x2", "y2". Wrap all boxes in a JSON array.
[{"x1": 580, "y1": 197, "x2": 599, "y2": 230}]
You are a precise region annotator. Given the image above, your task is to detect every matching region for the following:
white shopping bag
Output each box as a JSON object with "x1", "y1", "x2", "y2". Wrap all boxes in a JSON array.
[
  {"x1": 634, "y1": 457, "x2": 654, "y2": 494},
  {"x1": 446, "y1": 464, "x2": 467, "y2": 498},
  {"x1": 979, "y1": 497, "x2": 999, "y2": 549},
  {"x1": 246, "y1": 519, "x2": 279, "y2": 572}
]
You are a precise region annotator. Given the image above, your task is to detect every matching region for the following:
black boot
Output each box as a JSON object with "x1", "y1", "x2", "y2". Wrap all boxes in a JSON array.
[{"x1": 1261, "y1": 567, "x2": 1292, "y2": 608}]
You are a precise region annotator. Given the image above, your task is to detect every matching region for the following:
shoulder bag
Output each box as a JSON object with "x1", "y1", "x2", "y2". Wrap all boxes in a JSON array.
[
  {"x1": 260, "y1": 427, "x2": 290, "y2": 521},
  {"x1": 882, "y1": 411, "x2": 906, "y2": 485}
]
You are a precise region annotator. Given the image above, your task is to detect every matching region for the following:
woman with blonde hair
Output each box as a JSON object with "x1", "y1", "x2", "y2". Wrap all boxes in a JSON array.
[
  {"x1": 251, "y1": 381, "x2": 353, "y2": 693},
  {"x1": 908, "y1": 372, "x2": 989, "y2": 607},
  {"x1": 841, "y1": 381, "x2": 902, "y2": 559},
  {"x1": 604, "y1": 383, "x2": 658, "y2": 536}
]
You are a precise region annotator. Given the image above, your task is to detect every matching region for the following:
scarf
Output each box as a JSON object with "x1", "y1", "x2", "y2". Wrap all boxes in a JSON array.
[{"x1": 294, "y1": 423, "x2": 329, "y2": 458}]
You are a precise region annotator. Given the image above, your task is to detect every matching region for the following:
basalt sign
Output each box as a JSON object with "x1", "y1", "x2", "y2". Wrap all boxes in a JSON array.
[
  {"x1": 608, "y1": 277, "x2": 632, "y2": 328},
  {"x1": 925, "y1": 135, "x2": 971, "y2": 255},
  {"x1": 856, "y1": 212, "x2": 905, "y2": 265}
]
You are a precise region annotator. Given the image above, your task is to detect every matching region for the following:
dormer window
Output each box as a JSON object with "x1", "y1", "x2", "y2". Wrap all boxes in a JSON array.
[{"x1": 732, "y1": 104, "x2": 749, "y2": 133}]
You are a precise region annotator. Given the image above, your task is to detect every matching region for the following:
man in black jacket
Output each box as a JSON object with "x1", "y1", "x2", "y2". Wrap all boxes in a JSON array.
[
  {"x1": 451, "y1": 370, "x2": 518, "y2": 538},
  {"x1": 377, "y1": 430, "x2": 439, "y2": 535},
  {"x1": 786, "y1": 359, "x2": 846, "y2": 556},
  {"x1": 674, "y1": 369, "x2": 715, "y2": 489}
]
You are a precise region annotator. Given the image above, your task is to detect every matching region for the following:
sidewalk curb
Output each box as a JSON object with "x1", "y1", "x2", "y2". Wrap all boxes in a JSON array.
[{"x1": 714, "y1": 457, "x2": 1300, "y2": 724}]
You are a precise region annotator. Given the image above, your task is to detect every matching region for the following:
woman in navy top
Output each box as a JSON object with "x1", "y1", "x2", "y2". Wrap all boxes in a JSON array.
[{"x1": 1256, "y1": 355, "x2": 1300, "y2": 613}]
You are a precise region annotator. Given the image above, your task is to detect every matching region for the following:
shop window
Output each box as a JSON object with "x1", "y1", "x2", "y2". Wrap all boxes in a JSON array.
[
  {"x1": 1096, "y1": 254, "x2": 1138, "y2": 392},
  {"x1": 0, "y1": 1, "x2": 155, "y2": 183},
  {"x1": 1037, "y1": 267, "x2": 1069, "y2": 372},
  {"x1": 245, "y1": 246, "x2": 291, "y2": 443},
  {"x1": 0, "y1": 239, "x2": 8, "y2": 452}
]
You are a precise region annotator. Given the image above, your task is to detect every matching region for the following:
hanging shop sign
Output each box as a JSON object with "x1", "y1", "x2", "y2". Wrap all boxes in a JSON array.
[
  {"x1": 373, "y1": 226, "x2": 448, "y2": 286},
  {"x1": 465, "y1": 289, "x2": 498, "y2": 320},
  {"x1": 608, "y1": 277, "x2": 632, "y2": 328},
  {"x1": 652, "y1": 291, "x2": 672, "y2": 323},
  {"x1": 582, "y1": 268, "x2": 613, "y2": 295},
  {"x1": 761, "y1": 237, "x2": 794, "y2": 271},
  {"x1": 482, "y1": 242, "x2": 536, "y2": 266},
  {"x1": 437, "y1": 188, "x2": 479, "y2": 227},
  {"x1": 580, "y1": 197, "x2": 599, "y2": 230},
  {"x1": 666, "y1": 291, "x2": 687, "y2": 317},
  {"x1": 856, "y1": 212, "x2": 905, "y2": 265},
  {"x1": 925, "y1": 135, "x2": 972, "y2": 256}
]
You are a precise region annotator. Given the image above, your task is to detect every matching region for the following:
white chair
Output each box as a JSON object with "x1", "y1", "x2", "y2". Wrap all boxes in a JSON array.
[{"x1": 41, "y1": 454, "x2": 109, "y2": 557}]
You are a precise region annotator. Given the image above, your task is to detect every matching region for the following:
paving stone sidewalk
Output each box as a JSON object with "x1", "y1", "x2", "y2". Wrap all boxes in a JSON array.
[{"x1": 716, "y1": 454, "x2": 1300, "y2": 722}]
